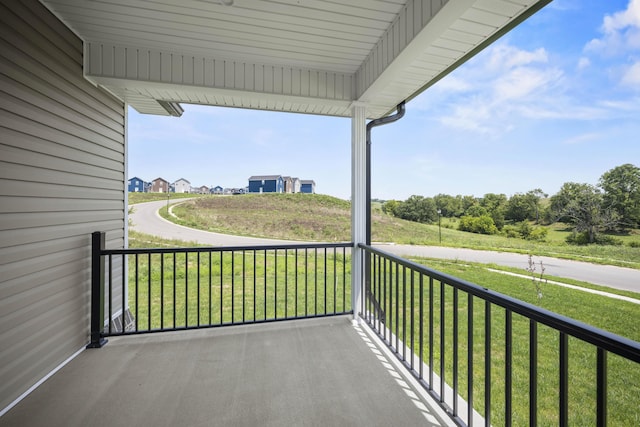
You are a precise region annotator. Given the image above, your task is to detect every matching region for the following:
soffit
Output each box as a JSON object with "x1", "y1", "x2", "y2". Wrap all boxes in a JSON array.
[{"x1": 40, "y1": 0, "x2": 551, "y2": 119}]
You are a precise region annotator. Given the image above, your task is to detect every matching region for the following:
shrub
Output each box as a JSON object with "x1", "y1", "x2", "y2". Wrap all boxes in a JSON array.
[
  {"x1": 517, "y1": 221, "x2": 533, "y2": 239},
  {"x1": 566, "y1": 231, "x2": 589, "y2": 245},
  {"x1": 629, "y1": 241, "x2": 640, "y2": 248},
  {"x1": 528, "y1": 227, "x2": 548, "y2": 241},
  {"x1": 566, "y1": 231, "x2": 623, "y2": 246},
  {"x1": 502, "y1": 225, "x2": 519, "y2": 238},
  {"x1": 458, "y1": 215, "x2": 498, "y2": 235},
  {"x1": 594, "y1": 234, "x2": 623, "y2": 246}
]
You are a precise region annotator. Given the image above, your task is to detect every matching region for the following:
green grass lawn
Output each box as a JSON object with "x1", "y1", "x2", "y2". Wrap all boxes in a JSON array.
[{"x1": 138, "y1": 193, "x2": 640, "y2": 269}]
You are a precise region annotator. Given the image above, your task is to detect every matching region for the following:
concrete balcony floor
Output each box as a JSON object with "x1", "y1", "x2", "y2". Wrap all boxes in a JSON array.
[{"x1": 2, "y1": 316, "x2": 454, "y2": 427}]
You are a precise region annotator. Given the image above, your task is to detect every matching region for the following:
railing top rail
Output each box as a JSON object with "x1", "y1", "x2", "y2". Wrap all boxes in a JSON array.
[
  {"x1": 101, "y1": 241, "x2": 353, "y2": 256},
  {"x1": 359, "y1": 243, "x2": 640, "y2": 363}
]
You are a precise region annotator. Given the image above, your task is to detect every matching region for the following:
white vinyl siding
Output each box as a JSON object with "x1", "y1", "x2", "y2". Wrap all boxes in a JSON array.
[{"x1": 0, "y1": 0, "x2": 126, "y2": 412}]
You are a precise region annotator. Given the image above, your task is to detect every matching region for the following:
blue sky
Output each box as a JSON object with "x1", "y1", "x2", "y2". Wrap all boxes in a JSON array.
[{"x1": 128, "y1": 0, "x2": 640, "y2": 201}]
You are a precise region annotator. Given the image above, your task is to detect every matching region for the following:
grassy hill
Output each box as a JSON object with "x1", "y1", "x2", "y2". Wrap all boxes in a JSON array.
[{"x1": 147, "y1": 193, "x2": 639, "y2": 268}]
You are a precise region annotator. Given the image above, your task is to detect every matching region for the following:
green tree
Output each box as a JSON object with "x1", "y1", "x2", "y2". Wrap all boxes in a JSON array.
[
  {"x1": 599, "y1": 163, "x2": 640, "y2": 228},
  {"x1": 394, "y1": 195, "x2": 437, "y2": 223},
  {"x1": 550, "y1": 183, "x2": 618, "y2": 243},
  {"x1": 505, "y1": 193, "x2": 535, "y2": 222},
  {"x1": 433, "y1": 193, "x2": 463, "y2": 217},
  {"x1": 382, "y1": 200, "x2": 400, "y2": 216},
  {"x1": 480, "y1": 193, "x2": 508, "y2": 229},
  {"x1": 526, "y1": 188, "x2": 548, "y2": 223}
]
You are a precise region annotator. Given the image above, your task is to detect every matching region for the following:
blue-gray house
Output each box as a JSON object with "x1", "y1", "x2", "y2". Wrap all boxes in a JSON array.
[
  {"x1": 128, "y1": 177, "x2": 147, "y2": 193},
  {"x1": 300, "y1": 180, "x2": 316, "y2": 194},
  {"x1": 248, "y1": 175, "x2": 284, "y2": 193}
]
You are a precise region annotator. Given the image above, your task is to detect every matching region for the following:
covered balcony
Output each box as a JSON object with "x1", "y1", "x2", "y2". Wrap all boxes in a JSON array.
[{"x1": 1, "y1": 1, "x2": 639, "y2": 426}]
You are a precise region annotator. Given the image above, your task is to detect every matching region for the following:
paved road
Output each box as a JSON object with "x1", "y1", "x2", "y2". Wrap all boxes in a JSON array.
[{"x1": 130, "y1": 200, "x2": 640, "y2": 293}]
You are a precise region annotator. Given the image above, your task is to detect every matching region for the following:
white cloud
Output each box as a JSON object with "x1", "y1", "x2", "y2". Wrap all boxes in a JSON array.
[
  {"x1": 577, "y1": 57, "x2": 591, "y2": 70},
  {"x1": 585, "y1": 0, "x2": 640, "y2": 55},
  {"x1": 602, "y1": 0, "x2": 640, "y2": 33},
  {"x1": 621, "y1": 60, "x2": 640, "y2": 87},
  {"x1": 485, "y1": 44, "x2": 548, "y2": 72},
  {"x1": 432, "y1": 43, "x2": 564, "y2": 135}
]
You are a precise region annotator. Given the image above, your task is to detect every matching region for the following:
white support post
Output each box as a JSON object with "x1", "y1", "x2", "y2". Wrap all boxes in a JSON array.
[{"x1": 351, "y1": 103, "x2": 366, "y2": 324}]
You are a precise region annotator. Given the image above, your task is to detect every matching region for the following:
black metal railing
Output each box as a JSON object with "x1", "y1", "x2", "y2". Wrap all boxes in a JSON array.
[
  {"x1": 88, "y1": 232, "x2": 352, "y2": 344},
  {"x1": 359, "y1": 244, "x2": 640, "y2": 427}
]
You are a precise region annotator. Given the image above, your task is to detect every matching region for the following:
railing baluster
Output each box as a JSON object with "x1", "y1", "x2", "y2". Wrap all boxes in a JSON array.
[
  {"x1": 305, "y1": 248, "x2": 308, "y2": 317},
  {"x1": 419, "y1": 274, "x2": 423, "y2": 380},
  {"x1": 295, "y1": 249, "x2": 298, "y2": 317},
  {"x1": 383, "y1": 257, "x2": 388, "y2": 341},
  {"x1": 232, "y1": 250, "x2": 235, "y2": 324},
  {"x1": 274, "y1": 249, "x2": 277, "y2": 320},
  {"x1": 253, "y1": 249, "x2": 257, "y2": 322},
  {"x1": 173, "y1": 253, "x2": 176, "y2": 328},
  {"x1": 185, "y1": 251, "x2": 188, "y2": 327},
  {"x1": 530, "y1": 319, "x2": 538, "y2": 427},
  {"x1": 314, "y1": 248, "x2": 318, "y2": 316},
  {"x1": 402, "y1": 265, "x2": 406, "y2": 362},
  {"x1": 108, "y1": 254, "x2": 113, "y2": 335},
  {"x1": 342, "y1": 247, "x2": 346, "y2": 314},
  {"x1": 220, "y1": 251, "x2": 223, "y2": 325},
  {"x1": 148, "y1": 252, "x2": 151, "y2": 331},
  {"x1": 208, "y1": 252, "x2": 212, "y2": 325},
  {"x1": 197, "y1": 252, "x2": 201, "y2": 327},
  {"x1": 121, "y1": 253, "x2": 125, "y2": 334},
  {"x1": 468, "y1": 294, "x2": 474, "y2": 427},
  {"x1": 264, "y1": 249, "x2": 267, "y2": 320},
  {"x1": 429, "y1": 276, "x2": 434, "y2": 390},
  {"x1": 485, "y1": 300, "x2": 491, "y2": 427},
  {"x1": 135, "y1": 253, "x2": 139, "y2": 332},
  {"x1": 333, "y1": 247, "x2": 336, "y2": 315},
  {"x1": 506, "y1": 309, "x2": 513, "y2": 427},
  {"x1": 440, "y1": 279, "x2": 445, "y2": 403},
  {"x1": 410, "y1": 269, "x2": 414, "y2": 371},
  {"x1": 285, "y1": 249, "x2": 288, "y2": 318},
  {"x1": 454, "y1": 287, "x2": 459, "y2": 417},
  {"x1": 324, "y1": 248, "x2": 327, "y2": 315},
  {"x1": 243, "y1": 250, "x2": 246, "y2": 323},
  {"x1": 560, "y1": 332, "x2": 568, "y2": 427},
  {"x1": 161, "y1": 254, "x2": 165, "y2": 330},
  {"x1": 375, "y1": 254, "x2": 380, "y2": 329},
  {"x1": 395, "y1": 262, "x2": 399, "y2": 353},
  {"x1": 597, "y1": 348, "x2": 607, "y2": 427}
]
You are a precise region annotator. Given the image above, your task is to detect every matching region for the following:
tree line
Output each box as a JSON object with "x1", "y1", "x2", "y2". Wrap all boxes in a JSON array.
[{"x1": 382, "y1": 163, "x2": 640, "y2": 244}]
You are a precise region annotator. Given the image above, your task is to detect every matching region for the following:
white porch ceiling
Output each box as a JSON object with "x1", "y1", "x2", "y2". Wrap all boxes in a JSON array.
[{"x1": 41, "y1": 0, "x2": 551, "y2": 119}]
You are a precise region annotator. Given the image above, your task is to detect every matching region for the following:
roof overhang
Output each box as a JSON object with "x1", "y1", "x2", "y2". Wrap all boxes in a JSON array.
[{"x1": 41, "y1": 0, "x2": 551, "y2": 119}]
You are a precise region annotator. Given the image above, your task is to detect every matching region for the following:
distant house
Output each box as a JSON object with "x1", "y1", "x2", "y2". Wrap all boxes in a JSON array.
[
  {"x1": 300, "y1": 180, "x2": 316, "y2": 194},
  {"x1": 128, "y1": 176, "x2": 147, "y2": 193},
  {"x1": 283, "y1": 176, "x2": 301, "y2": 193},
  {"x1": 150, "y1": 177, "x2": 170, "y2": 193},
  {"x1": 248, "y1": 175, "x2": 284, "y2": 193},
  {"x1": 197, "y1": 185, "x2": 209, "y2": 194},
  {"x1": 211, "y1": 186, "x2": 224, "y2": 194},
  {"x1": 173, "y1": 178, "x2": 191, "y2": 193}
]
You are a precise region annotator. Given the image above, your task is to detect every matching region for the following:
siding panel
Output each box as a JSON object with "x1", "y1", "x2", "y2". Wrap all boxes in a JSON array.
[{"x1": 0, "y1": 0, "x2": 126, "y2": 413}]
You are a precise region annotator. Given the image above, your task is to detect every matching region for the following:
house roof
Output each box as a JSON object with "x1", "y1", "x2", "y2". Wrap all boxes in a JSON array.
[
  {"x1": 40, "y1": 0, "x2": 551, "y2": 120},
  {"x1": 301, "y1": 180, "x2": 316, "y2": 185},
  {"x1": 174, "y1": 178, "x2": 191, "y2": 184},
  {"x1": 152, "y1": 177, "x2": 169, "y2": 183},
  {"x1": 248, "y1": 175, "x2": 283, "y2": 181}
]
